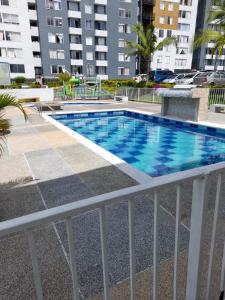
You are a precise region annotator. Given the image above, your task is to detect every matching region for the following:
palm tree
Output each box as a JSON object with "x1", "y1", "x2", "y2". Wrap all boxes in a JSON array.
[
  {"x1": 194, "y1": 1, "x2": 225, "y2": 68},
  {"x1": 208, "y1": 1, "x2": 225, "y2": 27},
  {"x1": 0, "y1": 93, "x2": 27, "y2": 155},
  {"x1": 125, "y1": 23, "x2": 177, "y2": 76}
]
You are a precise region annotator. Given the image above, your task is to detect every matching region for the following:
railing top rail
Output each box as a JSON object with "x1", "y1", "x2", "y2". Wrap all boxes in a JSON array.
[{"x1": 1, "y1": 162, "x2": 225, "y2": 238}]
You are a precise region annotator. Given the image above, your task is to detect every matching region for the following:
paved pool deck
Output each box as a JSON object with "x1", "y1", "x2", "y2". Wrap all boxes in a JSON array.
[{"x1": 1, "y1": 101, "x2": 225, "y2": 299}]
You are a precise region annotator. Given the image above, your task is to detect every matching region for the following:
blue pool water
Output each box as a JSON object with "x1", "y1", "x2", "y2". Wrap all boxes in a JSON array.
[
  {"x1": 53, "y1": 110, "x2": 225, "y2": 177},
  {"x1": 64, "y1": 102, "x2": 109, "y2": 106}
]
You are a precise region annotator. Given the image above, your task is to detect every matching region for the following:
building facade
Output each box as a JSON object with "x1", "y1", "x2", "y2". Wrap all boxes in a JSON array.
[
  {"x1": 151, "y1": 0, "x2": 199, "y2": 72},
  {"x1": 0, "y1": 0, "x2": 138, "y2": 80},
  {"x1": 192, "y1": 0, "x2": 225, "y2": 71},
  {"x1": 0, "y1": 0, "x2": 40, "y2": 79}
]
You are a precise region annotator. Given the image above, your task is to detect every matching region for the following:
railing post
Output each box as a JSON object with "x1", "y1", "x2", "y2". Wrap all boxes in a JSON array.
[
  {"x1": 186, "y1": 174, "x2": 210, "y2": 300},
  {"x1": 137, "y1": 88, "x2": 140, "y2": 102},
  {"x1": 152, "y1": 90, "x2": 155, "y2": 104},
  {"x1": 27, "y1": 230, "x2": 43, "y2": 300}
]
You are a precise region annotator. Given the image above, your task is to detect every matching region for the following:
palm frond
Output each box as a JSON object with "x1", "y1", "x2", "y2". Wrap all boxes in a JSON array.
[
  {"x1": 193, "y1": 30, "x2": 221, "y2": 49},
  {"x1": 0, "y1": 93, "x2": 27, "y2": 121},
  {"x1": 155, "y1": 36, "x2": 177, "y2": 51}
]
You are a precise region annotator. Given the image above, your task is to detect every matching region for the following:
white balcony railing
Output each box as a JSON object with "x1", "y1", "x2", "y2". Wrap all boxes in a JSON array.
[{"x1": 1, "y1": 161, "x2": 225, "y2": 299}]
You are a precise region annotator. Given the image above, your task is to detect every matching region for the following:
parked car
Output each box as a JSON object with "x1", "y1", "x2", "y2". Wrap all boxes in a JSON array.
[
  {"x1": 150, "y1": 70, "x2": 174, "y2": 83},
  {"x1": 133, "y1": 74, "x2": 148, "y2": 83},
  {"x1": 176, "y1": 72, "x2": 199, "y2": 85},
  {"x1": 193, "y1": 71, "x2": 213, "y2": 86},
  {"x1": 205, "y1": 71, "x2": 225, "y2": 86},
  {"x1": 162, "y1": 73, "x2": 186, "y2": 84}
]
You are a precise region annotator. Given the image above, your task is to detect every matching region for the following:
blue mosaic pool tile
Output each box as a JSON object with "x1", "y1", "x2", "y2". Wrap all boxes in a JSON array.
[{"x1": 53, "y1": 110, "x2": 225, "y2": 177}]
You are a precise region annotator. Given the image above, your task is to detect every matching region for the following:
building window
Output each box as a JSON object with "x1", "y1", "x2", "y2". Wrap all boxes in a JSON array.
[
  {"x1": 118, "y1": 67, "x2": 130, "y2": 76},
  {"x1": 176, "y1": 47, "x2": 188, "y2": 55},
  {"x1": 96, "y1": 66, "x2": 107, "y2": 75},
  {"x1": 47, "y1": 16, "x2": 62, "y2": 27},
  {"x1": 179, "y1": 10, "x2": 191, "y2": 19},
  {"x1": 86, "y1": 37, "x2": 93, "y2": 45},
  {"x1": 159, "y1": 17, "x2": 164, "y2": 24},
  {"x1": 46, "y1": 0, "x2": 61, "y2": 10},
  {"x1": 67, "y1": 1, "x2": 80, "y2": 11},
  {"x1": 70, "y1": 34, "x2": 81, "y2": 44},
  {"x1": 118, "y1": 39, "x2": 126, "y2": 47},
  {"x1": 85, "y1": 20, "x2": 92, "y2": 30},
  {"x1": 178, "y1": 23, "x2": 190, "y2": 31},
  {"x1": 160, "y1": 1, "x2": 165, "y2": 10},
  {"x1": 168, "y1": 3, "x2": 174, "y2": 11},
  {"x1": 2, "y1": 13, "x2": 19, "y2": 24},
  {"x1": 167, "y1": 30, "x2": 172, "y2": 37},
  {"x1": 175, "y1": 59, "x2": 187, "y2": 66},
  {"x1": 94, "y1": 5, "x2": 106, "y2": 14},
  {"x1": 48, "y1": 32, "x2": 63, "y2": 43},
  {"x1": 118, "y1": 24, "x2": 131, "y2": 33},
  {"x1": 180, "y1": 0, "x2": 192, "y2": 6},
  {"x1": 69, "y1": 18, "x2": 80, "y2": 28},
  {"x1": 49, "y1": 50, "x2": 65, "y2": 59},
  {"x1": 51, "y1": 65, "x2": 64, "y2": 74},
  {"x1": 159, "y1": 30, "x2": 164, "y2": 38},
  {"x1": 7, "y1": 48, "x2": 22, "y2": 58},
  {"x1": 95, "y1": 21, "x2": 106, "y2": 30},
  {"x1": 96, "y1": 52, "x2": 107, "y2": 60},
  {"x1": 71, "y1": 65, "x2": 83, "y2": 75},
  {"x1": 86, "y1": 52, "x2": 93, "y2": 60},
  {"x1": 118, "y1": 53, "x2": 130, "y2": 62},
  {"x1": 0, "y1": 31, "x2": 21, "y2": 42},
  {"x1": 10, "y1": 64, "x2": 25, "y2": 73},
  {"x1": 95, "y1": 37, "x2": 106, "y2": 45},
  {"x1": 85, "y1": 4, "x2": 92, "y2": 14},
  {"x1": 119, "y1": 8, "x2": 131, "y2": 18},
  {"x1": 167, "y1": 17, "x2": 173, "y2": 25},
  {"x1": 177, "y1": 35, "x2": 189, "y2": 43},
  {"x1": 70, "y1": 50, "x2": 82, "y2": 59}
]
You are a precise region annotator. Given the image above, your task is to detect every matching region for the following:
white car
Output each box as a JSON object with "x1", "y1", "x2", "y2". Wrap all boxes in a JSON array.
[
  {"x1": 176, "y1": 72, "x2": 199, "y2": 85},
  {"x1": 162, "y1": 74, "x2": 186, "y2": 84}
]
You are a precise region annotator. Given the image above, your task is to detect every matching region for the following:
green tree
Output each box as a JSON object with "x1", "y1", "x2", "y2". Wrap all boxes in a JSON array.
[
  {"x1": 58, "y1": 71, "x2": 71, "y2": 84},
  {"x1": 0, "y1": 94, "x2": 27, "y2": 155},
  {"x1": 125, "y1": 23, "x2": 177, "y2": 76}
]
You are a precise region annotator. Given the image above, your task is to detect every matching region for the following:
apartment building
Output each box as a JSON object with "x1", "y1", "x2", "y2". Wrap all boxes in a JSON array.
[
  {"x1": 0, "y1": 0, "x2": 40, "y2": 79},
  {"x1": 0, "y1": 0, "x2": 138, "y2": 80},
  {"x1": 151, "y1": 0, "x2": 199, "y2": 72},
  {"x1": 192, "y1": 0, "x2": 225, "y2": 71}
]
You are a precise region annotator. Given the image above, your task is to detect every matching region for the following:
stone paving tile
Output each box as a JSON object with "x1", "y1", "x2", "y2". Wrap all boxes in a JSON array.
[
  {"x1": 57, "y1": 144, "x2": 137, "y2": 194},
  {"x1": 89, "y1": 241, "x2": 223, "y2": 300},
  {"x1": 0, "y1": 154, "x2": 30, "y2": 183},
  {"x1": 7, "y1": 133, "x2": 50, "y2": 155},
  {"x1": 55, "y1": 193, "x2": 189, "y2": 298},
  {"x1": 0, "y1": 179, "x2": 44, "y2": 221},
  {"x1": 0, "y1": 226, "x2": 73, "y2": 300},
  {"x1": 39, "y1": 130, "x2": 78, "y2": 148},
  {"x1": 25, "y1": 148, "x2": 94, "y2": 207}
]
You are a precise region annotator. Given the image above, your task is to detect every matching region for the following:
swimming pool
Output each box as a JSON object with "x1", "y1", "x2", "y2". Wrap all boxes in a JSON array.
[
  {"x1": 64, "y1": 102, "x2": 110, "y2": 106},
  {"x1": 53, "y1": 110, "x2": 225, "y2": 177}
]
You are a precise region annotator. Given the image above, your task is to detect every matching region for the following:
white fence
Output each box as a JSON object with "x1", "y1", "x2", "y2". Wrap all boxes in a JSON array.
[
  {"x1": 117, "y1": 87, "x2": 225, "y2": 107},
  {"x1": 1, "y1": 163, "x2": 225, "y2": 299},
  {"x1": 116, "y1": 87, "x2": 162, "y2": 104}
]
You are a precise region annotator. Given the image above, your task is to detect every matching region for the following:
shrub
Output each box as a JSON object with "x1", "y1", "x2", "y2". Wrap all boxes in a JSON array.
[
  {"x1": 14, "y1": 76, "x2": 27, "y2": 84},
  {"x1": 28, "y1": 82, "x2": 41, "y2": 88}
]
